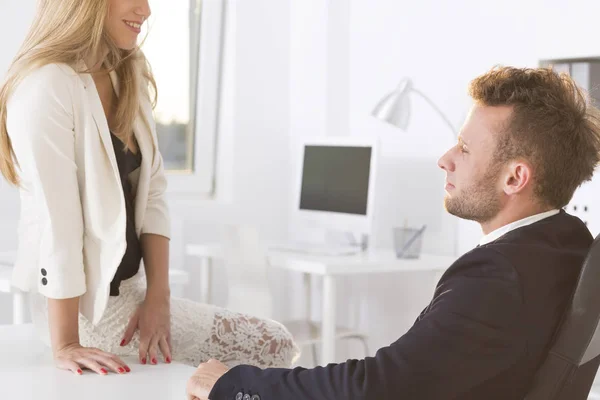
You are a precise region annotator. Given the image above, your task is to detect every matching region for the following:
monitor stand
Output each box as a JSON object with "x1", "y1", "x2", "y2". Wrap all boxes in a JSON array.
[{"x1": 324, "y1": 230, "x2": 369, "y2": 252}]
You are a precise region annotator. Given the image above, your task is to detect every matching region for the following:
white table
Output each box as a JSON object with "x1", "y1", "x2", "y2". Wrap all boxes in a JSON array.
[
  {"x1": 186, "y1": 243, "x2": 455, "y2": 365},
  {"x1": 0, "y1": 324, "x2": 195, "y2": 399}
]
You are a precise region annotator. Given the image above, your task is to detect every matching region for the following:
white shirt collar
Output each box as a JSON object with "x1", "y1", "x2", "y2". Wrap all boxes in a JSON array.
[{"x1": 479, "y1": 209, "x2": 560, "y2": 246}]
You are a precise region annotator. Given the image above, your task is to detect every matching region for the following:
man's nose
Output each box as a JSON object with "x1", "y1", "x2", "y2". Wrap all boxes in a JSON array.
[{"x1": 438, "y1": 148, "x2": 455, "y2": 172}]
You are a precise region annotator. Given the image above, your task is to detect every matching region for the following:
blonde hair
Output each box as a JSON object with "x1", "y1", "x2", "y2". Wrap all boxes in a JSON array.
[{"x1": 0, "y1": 0, "x2": 157, "y2": 186}]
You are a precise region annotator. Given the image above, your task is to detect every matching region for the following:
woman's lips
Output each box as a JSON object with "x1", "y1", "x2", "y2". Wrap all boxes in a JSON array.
[{"x1": 124, "y1": 20, "x2": 142, "y2": 34}]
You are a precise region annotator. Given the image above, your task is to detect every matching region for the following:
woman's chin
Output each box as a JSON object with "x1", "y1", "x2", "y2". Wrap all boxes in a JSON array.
[{"x1": 114, "y1": 40, "x2": 138, "y2": 51}]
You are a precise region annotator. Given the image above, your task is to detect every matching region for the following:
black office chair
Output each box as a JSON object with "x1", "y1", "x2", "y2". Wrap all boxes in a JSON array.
[{"x1": 526, "y1": 234, "x2": 600, "y2": 399}]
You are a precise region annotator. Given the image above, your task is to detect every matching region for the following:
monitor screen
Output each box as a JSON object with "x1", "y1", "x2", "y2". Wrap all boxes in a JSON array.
[{"x1": 299, "y1": 145, "x2": 372, "y2": 215}]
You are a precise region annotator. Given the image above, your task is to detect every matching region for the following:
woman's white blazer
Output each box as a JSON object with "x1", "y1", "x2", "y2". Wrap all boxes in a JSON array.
[{"x1": 6, "y1": 62, "x2": 170, "y2": 325}]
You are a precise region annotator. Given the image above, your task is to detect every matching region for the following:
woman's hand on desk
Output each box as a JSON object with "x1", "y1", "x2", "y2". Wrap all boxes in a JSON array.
[
  {"x1": 47, "y1": 297, "x2": 129, "y2": 375},
  {"x1": 121, "y1": 293, "x2": 172, "y2": 365},
  {"x1": 54, "y1": 343, "x2": 130, "y2": 375}
]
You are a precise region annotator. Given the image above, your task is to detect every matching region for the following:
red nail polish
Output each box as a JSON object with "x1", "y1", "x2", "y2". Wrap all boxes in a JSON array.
[
  {"x1": 77, "y1": 369, "x2": 83, "y2": 375},
  {"x1": 166, "y1": 357, "x2": 171, "y2": 364},
  {"x1": 142, "y1": 358, "x2": 146, "y2": 364},
  {"x1": 100, "y1": 368, "x2": 107, "y2": 374},
  {"x1": 120, "y1": 339, "x2": 125, "y2": 346},
  {"x1": 118, "y1": 367, "x2": 125, "y2": 373},
  {"x1": 124, "y1": 366, "x2": 131, "y2": 372},
  {"x1": 152, "y1": 358, "x2": 157, "y2": 365}
]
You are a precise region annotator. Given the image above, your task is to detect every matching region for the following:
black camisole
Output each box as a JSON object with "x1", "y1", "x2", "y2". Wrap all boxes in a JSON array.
[{"x1": 109, "y1": 132, "x2": 143, "y2": 296}]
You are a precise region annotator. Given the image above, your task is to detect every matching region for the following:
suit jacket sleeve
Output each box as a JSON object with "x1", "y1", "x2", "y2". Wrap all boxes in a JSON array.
[
  {"x1": 6, "y1": 64, "x2": 87, "y2": 299},
  {"x1": 139, "y1": 96, "x2": 170, "y2": 239},
  {"x1": 209, "y1": 249, "x2": 526, "y2": 400}
]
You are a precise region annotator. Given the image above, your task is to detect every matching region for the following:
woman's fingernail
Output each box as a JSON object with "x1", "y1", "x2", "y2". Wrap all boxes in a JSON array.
[
  {"x1": 118, "y1": 367, "x2": 125, "y2": 373},
  {"x1": 141, "y1": 358, "x2": 146, "y2": 364},
  {"x1": 120, "y1": 339, "x2": 125, "y2": 346},
  {"x1": 124, "y1": 366, "x2": 131, "y2": 372},
  {"x1": 77, "y1": 369, "x2": 83, "y2": 375},
  {"x1": 100, "y1": 368, "x2": 107, "y2": 374},
  {"x1": 166, "y1": 357, "x2": 171, "y2": 364},
  {"x1": 152, "y1": 358, "x2": 157, "y2": 365}
]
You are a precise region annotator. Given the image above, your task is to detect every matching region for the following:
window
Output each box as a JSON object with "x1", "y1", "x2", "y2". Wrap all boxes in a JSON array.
[{"x1": 143, "y1": 0, "x2": 226, "y2": 194}]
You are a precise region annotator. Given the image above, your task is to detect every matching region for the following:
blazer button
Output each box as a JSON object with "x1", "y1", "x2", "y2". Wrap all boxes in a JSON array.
[
  {"x1": 41, "y1": 277, "x2": 48, "y2": 285},
  {"x1": 235, "y1": 393, "x2": 243, "y2": 400},
  {"x1": 251, "y1": 395, "x2": 260, "y2": 400},
  {"x1": 41, "y1": 268, "x2": 47, "y2": 276}
]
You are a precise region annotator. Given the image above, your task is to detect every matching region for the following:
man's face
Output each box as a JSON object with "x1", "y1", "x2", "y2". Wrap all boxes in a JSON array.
[{"x1": 438, "y1": 104, "x2": 512, "y2": 223}]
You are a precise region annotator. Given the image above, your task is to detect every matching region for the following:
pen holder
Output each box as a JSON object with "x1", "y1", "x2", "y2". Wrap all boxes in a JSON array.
[{"x1": 393, "y1": 225, "x2": 426, "y2": 259}]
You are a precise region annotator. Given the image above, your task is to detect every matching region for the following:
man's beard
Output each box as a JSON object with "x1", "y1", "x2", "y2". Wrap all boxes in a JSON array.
[{"x1": 444, "y1": 163, "x2": 502, "y2": 223}]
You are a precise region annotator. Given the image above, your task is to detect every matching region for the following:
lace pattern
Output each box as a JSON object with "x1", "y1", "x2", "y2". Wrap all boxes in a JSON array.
[{"x1": 73, "y1": 274, "x2": 300, "y2": 368}]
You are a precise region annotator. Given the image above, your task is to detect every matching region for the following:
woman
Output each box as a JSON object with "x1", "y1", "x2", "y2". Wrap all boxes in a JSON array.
[{"x1": 0, "y1": 0, "x2": 299, "y2": 375}]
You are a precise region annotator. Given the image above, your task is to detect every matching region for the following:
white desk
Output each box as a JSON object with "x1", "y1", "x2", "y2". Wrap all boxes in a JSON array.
[
  {"x1": 0, "y1": 324, "x2": 195, "y2": 399},
  {"x1": 186, "y1": 243, "x2": 455, "y2": 365}
]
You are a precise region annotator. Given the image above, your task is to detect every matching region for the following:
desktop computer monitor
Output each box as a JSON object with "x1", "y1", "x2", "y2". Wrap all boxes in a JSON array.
[{"x1": 292, "y1": 137, "x2": 378, "y2": 236}]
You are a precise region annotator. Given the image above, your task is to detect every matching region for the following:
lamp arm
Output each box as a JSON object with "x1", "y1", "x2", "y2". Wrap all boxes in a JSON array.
[{"x1": 412, "y1": 88, "x2": 458, "y2": 138}]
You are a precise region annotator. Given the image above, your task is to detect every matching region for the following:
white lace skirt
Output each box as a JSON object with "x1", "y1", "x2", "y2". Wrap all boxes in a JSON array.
[{"x1": 30, "y1": 273, "x2": 300, "y2": 368}]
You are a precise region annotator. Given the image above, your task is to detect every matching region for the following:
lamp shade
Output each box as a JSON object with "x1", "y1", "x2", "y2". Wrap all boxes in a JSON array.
[{"x1": 371, "y1": 78, "x2": 413, "y2": 130}]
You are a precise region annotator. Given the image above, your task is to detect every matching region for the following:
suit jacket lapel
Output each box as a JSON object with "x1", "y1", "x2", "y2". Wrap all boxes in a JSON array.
[{"x1": 79, "y1": 69, "x2": 120, "y2": 182}]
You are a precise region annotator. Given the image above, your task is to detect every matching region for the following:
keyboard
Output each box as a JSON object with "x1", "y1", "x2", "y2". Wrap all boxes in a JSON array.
[{"x1": 268, "y1": 241, "x2": 362, "y2": 256}]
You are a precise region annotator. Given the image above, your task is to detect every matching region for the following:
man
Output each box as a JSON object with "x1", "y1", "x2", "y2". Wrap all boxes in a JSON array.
[{"x1": 187, "y1": 66, "x2": 600, "y2": 399}]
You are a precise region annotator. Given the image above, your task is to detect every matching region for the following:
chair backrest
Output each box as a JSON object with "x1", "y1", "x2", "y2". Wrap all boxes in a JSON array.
[
  {"x1": 218, "y1": 224, "x2": 274, "y2": 320},
  {"x1": 526, "y1": 234, "x2": 600, "y2": 399}
]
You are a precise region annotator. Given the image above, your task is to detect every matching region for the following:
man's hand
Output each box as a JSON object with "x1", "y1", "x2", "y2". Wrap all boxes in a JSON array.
[{"x1": 186, "y1": 359, "x2": 230, "y2": 400}]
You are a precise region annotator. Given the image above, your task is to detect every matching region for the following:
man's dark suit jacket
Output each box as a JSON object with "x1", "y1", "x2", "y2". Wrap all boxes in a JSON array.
[{"x1": 210, "y1": 210, "x2": 593, "y2": 400}]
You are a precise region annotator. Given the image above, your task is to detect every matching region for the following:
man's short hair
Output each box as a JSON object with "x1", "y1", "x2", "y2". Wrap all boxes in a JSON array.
[{"x1": 469, "y1": 66, "x2": 600, "y2": 208}]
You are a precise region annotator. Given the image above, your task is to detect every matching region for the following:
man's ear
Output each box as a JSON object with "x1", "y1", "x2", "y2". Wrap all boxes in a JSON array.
[{"x1": 503, "y1": 160, "x2": 531, "y2": 196}]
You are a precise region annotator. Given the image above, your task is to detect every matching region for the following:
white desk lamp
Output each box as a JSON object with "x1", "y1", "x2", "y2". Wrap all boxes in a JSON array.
[
  {"x1": 372, "y1": 78, "x2": 458, "y2": 137},
  {"x1": 372, "y1": 77, "x2": 460, "y2": 256}
]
